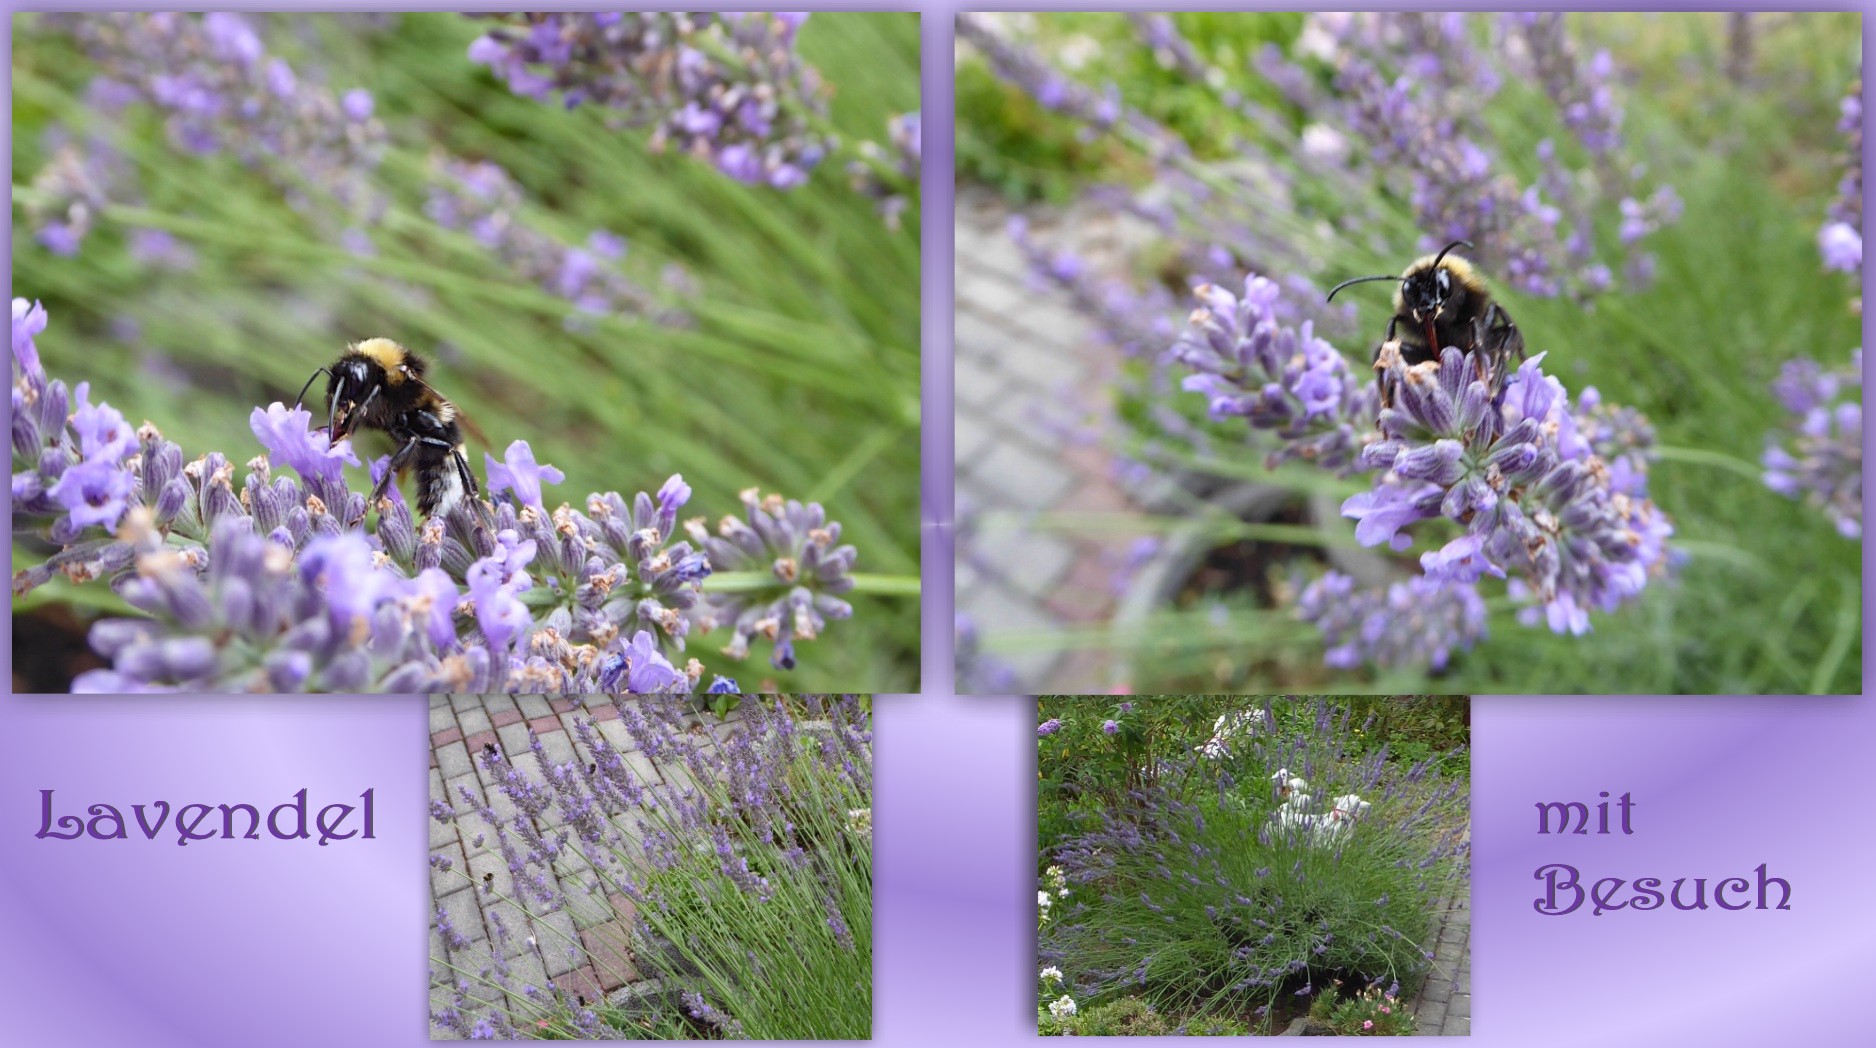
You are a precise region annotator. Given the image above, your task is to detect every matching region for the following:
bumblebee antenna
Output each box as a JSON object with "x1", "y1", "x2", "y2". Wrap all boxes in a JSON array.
[
  {"x1": 1326, "y1": 274, "x2": 1400, "y2": 303},
  {"x1": 1432, "y1": 239, "x2": 1475, "y2": 268},
  {"x1": 294, "y1": 367, "x2": 331, "y2": 410}
]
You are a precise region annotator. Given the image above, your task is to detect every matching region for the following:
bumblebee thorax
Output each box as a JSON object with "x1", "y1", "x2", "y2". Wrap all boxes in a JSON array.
[{"x1": 350, "y1": 338, "x2": 417, "y2": 384}]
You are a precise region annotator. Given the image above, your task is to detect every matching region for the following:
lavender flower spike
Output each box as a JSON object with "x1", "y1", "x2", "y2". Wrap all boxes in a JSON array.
[
  {"x1": 466, "y1": 13, "x2": 832, "y2": 190},
  {"x1": 1297, "y1": 571, "x2": 1488, "y2": 672},
  {"x1": 688, "y1": 488, "x2": 857, "y2": 670},
  {"x1": 1166, "y1": 275, "x2": 1378, "y2": 475},
  {"x1": 1359, "y1": 345, "x2": 1674, "y2": 633},
  {"x1": 1763, "y1": 349, "x2": 1862, "y2": 538}
]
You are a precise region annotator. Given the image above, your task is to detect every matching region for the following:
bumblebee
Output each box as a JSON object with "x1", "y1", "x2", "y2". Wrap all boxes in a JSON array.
[
  {"x1": 296, "y1": 338, "x2": 482, "y2": 520},
  {"x1": 1326, "y1": 239, "x2": 1525, "y2": 406}
]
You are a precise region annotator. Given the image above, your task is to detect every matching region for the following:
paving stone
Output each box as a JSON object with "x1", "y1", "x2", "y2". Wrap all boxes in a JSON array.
[
  {"x1": 429, "y1": 703, "x2": 458, "y2": 735},
  {"x1": 485, "y1": 897, "x2": 534, "y2": 959},
  {"x1": 1448, "y1": 992, "x2": 1470, "y2": 1020},
  {"x1": 445, "y1": 774, "x2": 486, "y2": 829},
  {"x1": 481, "y1": 694, "x2": 518, "y2": 716},
  {"x1": 1445, "y1": 1016, "x2": 1470, "y2": 1036},
  {"x1": 500, "y1": 949, "x2": 551, "y2": 1014},
  {"x1": 972, "y1": 526, "x2": 1075, "y2": 598},
  {"x1": 595, "y1": 718, "x2": 636, "y2": 756},
  {"x1": 1423, "y1": 976, "x2": 1451, "y2": 1004},
  {"x1": 955, "y1": 406, "x2": 1004, "y2": 467},
  {"x1": 428, "y1": 980, "x2": 463, "y2": 1040},
  {"x1": 955, "y1": 583, "x2": 1064, "y2": 689},
  {"x1": 516, "y1": 696, "x2": 554, "y2": 719},
  {"x1": 1416, "y1": 999, "x2": 1446, "y2": 1030},
  {"x1": 435, "y1": 741, "x2": 473, "y2": 782},
  {"x1": 436, "y1": 887, "x2": 487, "y2": 945},
  {"x1": 955, "y1": 353, "x2": 1014, "y2": 416},
  {"x1": 456, "y1": 706, "x2": 493, "y2": 739},
  {"x1": 490, "y1": 709, "x2": 525, "y2": 729},
  {"x1": 967, "y1": 438, "x2": 1075, "y2": 512},
  {"x1": 448, "y1": 694, "x2": 481, "y2": 711},
  {"x1": 497, "y1": 721, "x2": 535, "y2": 761},
  {"x1": 533, "y1": 909, "x2": 582, "y2": 977},
  {"x1": 431, "y1": 842, "x2": 468, "y2": 898},
  {"x1": 557, "y1": 966, "x2": 605, "y2": 1011},
  {"x1": 580, "y1": 921, "x2": 640, "y2": 991},
  {"x1": 561, "y1": 880, "x2": 616, "y2": 930}
]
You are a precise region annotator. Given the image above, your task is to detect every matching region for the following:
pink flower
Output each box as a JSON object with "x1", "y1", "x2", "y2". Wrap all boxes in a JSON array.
[{"x1": 1363, "y1": 1020, "x2": 1375, "y2": 1030}]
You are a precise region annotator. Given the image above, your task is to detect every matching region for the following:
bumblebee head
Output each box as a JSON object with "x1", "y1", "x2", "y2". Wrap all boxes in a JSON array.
[
  {"x1": 323, "y1": 356, "x2": 372, "y2": 440},
  {"x1": 1397, "y1": 240, "x2": 1477, "y2": 323},
  {"x1": 1327, "y1": 239, "x2": 1478, "y2": 324}
]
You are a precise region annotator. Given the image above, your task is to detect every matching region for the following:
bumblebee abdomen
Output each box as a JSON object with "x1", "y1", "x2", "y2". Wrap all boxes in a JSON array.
[{"x1": 415, "y1": 443, "x2": 467, "y2": 518}]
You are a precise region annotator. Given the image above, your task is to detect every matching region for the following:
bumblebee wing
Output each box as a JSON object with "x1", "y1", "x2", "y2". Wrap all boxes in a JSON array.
[{"x1": 407, "y1": 373, "x2": 492, "y2": 447}]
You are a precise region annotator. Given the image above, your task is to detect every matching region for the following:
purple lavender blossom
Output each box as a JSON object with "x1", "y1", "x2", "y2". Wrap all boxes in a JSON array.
[
  {"x1": 1166, "y1": 275, "x2": 1378, "y2": 475},
  {"x1": 423, "y1": 157, "x2": 682, "y2": 324},
  {"x1": 466, "y1": 13, "x2": 831, "y2": 190},
  {"x1": 1822, "y1": 76, "x2": 1862, "y2": 277},
  {"x1": 33, "y1": 12, "x2": 387, "y2": 246},
  {"x1": 850, "y1": 111, "x2": 922, "y2": 229},
  {"x1": 1763, "y1": 349, "x2": 1862, "y2": 538},
  {"x1": 1356, "y1": 345, "x2": 1675, "y2": 634},
  {"x1": 688, "y1": 488, "x2": 857, "y2": 670},
  {"x1": 1297, "y1": 572, "x2": 1488, "y2": 671},
  {"x1": 1160, "y1": 271, "x2": 1672, "y2": 649},
  {"x1": 12, "y1": 299, "x2": 856, "y2": 691}
]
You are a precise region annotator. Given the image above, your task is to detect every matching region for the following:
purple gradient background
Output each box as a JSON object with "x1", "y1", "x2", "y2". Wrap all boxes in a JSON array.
[{"x1": 4, "y1": 4, "x2": 1874, "y2": 1047}]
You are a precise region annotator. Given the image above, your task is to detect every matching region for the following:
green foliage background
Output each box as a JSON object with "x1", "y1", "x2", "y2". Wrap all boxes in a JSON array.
[{"x1": 12, "y1": 13, "x2": 921, "y2": 692}]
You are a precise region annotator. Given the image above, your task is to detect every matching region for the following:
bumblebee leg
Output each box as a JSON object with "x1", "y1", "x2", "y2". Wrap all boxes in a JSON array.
[
  {"x1": 1481, "y1": 304, "x2": 1525, "y2": 398},
  {"x1": 370, "y1": 436, "x2": 422, "y2": 506},
  {"x1": 452, "y1": 447, "x2": 493, "y2": 529},
  {"x1": 1374, "y1": 318, "x2": 1400, "y2": 409}
]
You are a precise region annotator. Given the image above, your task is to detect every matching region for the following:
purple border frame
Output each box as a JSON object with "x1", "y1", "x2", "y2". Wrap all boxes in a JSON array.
[{"x1": 5, "y1": 5, "x2": 1875, "y2": 1046}]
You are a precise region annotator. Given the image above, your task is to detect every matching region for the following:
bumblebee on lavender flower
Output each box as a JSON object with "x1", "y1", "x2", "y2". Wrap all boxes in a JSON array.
[
  {"x1": 1326, "y1": 239, "x2": 1526, "y2": 408},
  {"x1": 295, "y1": 338, "x2": 484, "y2": 520}
]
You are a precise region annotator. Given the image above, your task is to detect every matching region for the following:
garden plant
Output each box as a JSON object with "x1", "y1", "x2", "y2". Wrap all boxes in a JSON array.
[
  {"x1": 956, "y1": 12, "x2": 1859, "y2": 695},
  {"x1": 12, "y1": 12, "x2": 920, "y2": 692},
  {"x1": 429, "y1": 694, "x2": 872, "y2": 1040},
  {"x1": 1036, "y1": 695, "x2": 1468, "y2": 1035}
]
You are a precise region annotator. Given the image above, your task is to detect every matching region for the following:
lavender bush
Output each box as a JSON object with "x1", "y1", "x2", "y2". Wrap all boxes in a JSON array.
[
  {"x1": 1763, "y1": 348, "x2": 1862, "y2": 539},
  {"x1": 19, "y1": 12, "x2": 689, "y2": 327},
  {"x1": 12, "y1": 300, "x2": 858, "y2": 692},
  {"x1": 1818, "y1": 75, "x2": 1862, "y2": 278},
  {"x1": 429, "y1": 695, "x2": 871, "y2": 1040},
  {"x1": 465, "y1": 12, "x2": 919, "y2": 216},
  {"x1": 1037, "y1": 698, "x2": 1467, "y2": 1029}
]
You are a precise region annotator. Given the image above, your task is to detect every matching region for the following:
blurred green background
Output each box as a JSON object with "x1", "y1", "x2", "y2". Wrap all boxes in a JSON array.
[
  {"x1": 958, "y1": 13, "x2": 1862, "y2": 695},
  {"x1": 12, "y1": 12, "x2": 920, "y2": 693}
]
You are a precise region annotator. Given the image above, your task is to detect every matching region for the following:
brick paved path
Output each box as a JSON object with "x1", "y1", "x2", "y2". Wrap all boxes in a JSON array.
[
  {"x1": 1408, "y1": 889, "x2": 1472, "y2": 1035},
  {"x1": 427, "y1": 695, "x2": 735, "y2": 1039},
  {"x1": 954, "y1": 189, "x2": 1151, "y2": 694}
]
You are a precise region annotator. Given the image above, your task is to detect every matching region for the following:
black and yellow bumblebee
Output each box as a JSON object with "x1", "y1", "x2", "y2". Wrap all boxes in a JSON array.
[
  {"x1": 1326, "y1": 239, "x2": 1525, "y2": 407},
  {"x1": 296, "y1": 338, "x2": 483, "y2": 520}
]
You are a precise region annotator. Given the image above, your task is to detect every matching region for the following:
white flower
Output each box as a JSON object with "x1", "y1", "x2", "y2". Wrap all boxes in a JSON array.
[
  {"x1": 1301, "y1": 123, "x2": 1350, "y2": 165},
  {"x1": 1038, "y1": 890, "x2": 1052, "y2": 910},
  {"x1": 1040, "y1": 966, "x2": 1064, "y2": 984},
  {"x1": 846, "y1": 807, "x2": 873, "y2": 836},
  {"x1": 1048, "y1": 995, "x2": 1078, "y2": 1019}
]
